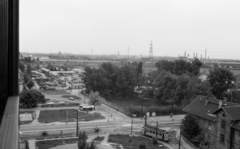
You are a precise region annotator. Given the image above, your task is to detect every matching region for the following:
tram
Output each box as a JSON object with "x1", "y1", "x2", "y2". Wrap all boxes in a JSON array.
[{"x1": 142, "y1": 124, "x2": 170, "y2": 142}]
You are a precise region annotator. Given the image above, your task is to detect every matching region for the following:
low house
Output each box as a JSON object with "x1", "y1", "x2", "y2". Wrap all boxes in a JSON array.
[{"x1": 183, "y1": 95, "x2": 240, "y2": 149}]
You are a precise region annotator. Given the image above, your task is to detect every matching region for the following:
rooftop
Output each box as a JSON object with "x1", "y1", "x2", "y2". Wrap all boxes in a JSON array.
[{"x1": 183, "y1": 95, "x2": 237, "y2": 121}]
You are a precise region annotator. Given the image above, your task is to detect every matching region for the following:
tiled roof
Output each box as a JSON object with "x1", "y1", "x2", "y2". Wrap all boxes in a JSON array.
[
  {"x1": 183, "y1": 95, "x2": 237, "y2": 121},
  {"x1": 232, "y1": 121, "x2": 240, "y2": 130},
  {"x1": 213, "y1": 106, "x2": 240, "y2": 121}
]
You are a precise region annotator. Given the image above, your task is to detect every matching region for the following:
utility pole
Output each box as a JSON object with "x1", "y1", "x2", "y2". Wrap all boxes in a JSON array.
[
  {"x1": 130, "y1": 114, "x2": 136, "y2": 135},
  {"x1": 144, "y1": 114, "x2": 147, "y2": 135},
  {"x1": 178, "y1": 130, "x2": 182, "y2": 149},
  {"x1": 66, "y1": 103, "x2": 68, "y2": 124},
  {"x1": 76, "y1": 110, "x2": 79, "y2": 136},
  {"x1": 155, "y1": 121, "x2": 158, "y2": 138}
]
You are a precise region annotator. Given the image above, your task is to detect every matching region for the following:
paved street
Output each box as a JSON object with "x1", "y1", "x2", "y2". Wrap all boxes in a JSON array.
[{"x1": 20, "y1": 90, "x2": 189, "y2": 149}]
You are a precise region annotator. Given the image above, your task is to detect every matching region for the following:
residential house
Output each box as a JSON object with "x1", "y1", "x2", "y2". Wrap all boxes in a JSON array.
[{"x1": 183, "y1": 95, "x2": 240, "y2": 149}]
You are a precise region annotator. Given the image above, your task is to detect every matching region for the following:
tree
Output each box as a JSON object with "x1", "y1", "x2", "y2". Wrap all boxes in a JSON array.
[
  {"x1": 153, "y1": 70, "x2": 178, "y2": 104},
  {"x1": 78, "y1": 131, "x2": 97, "y2": 149},
  {"x1": 89, "y1": 91, "x2": 100, "y2": 109},
  {"x1": 181, "y1": 114, "x2": 201, "y2": 139},
  {"x1": 78, "y1": 131, "x2": 88, "y2": 149},
  {"x1": 20, "y1": 89, "x2": 45, "y2": 108},
  {"x1": 135, "y1": 62, "x2": 143, "y2": 85},
  {"x1": 27, "y1": 64, "x2": 32, "y2": 76},
  {"x1": 87, "y1": 142, "x2": 96, "y2": 149},
  {"x1": 93, "y1": 127, "x2": 100, "y2": 137},
  {"x1": 19, "y1": 61, "x2": 25, "y2": 72},
  {"x1": 26, "y1": 79, "x2": 34, "y2": 89},
  {"x1": 155, "y1": 60, "x2": 175, "y2": 74},
  {"x1": 155, "y1": 59, "x2": 202, "y2": 76},
  {"x1": 139, "y1": 141, "x2": 146, "y2": 149},
  {"x1": 208, "y1": 68, "x2": 235, "y2": 99}
]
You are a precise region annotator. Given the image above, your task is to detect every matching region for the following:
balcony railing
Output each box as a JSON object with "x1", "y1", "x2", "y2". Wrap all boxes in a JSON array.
[{"x1": 0, "y1": 96, "x2": 19, "y2": 149}]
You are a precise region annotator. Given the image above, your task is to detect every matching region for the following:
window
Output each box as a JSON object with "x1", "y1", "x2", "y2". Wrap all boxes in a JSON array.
[
  {"x1": 220, "y1": 134, "x2": 225, "y2": 143},
  {"x1": 221, "y1": 120, "x2": 226, "y2": 129},
  {"x1": 208, "y1": 122, "x2": 212, "y2": 131},
  {"x1": 208, "y1": 135, "x2": 210, "y2": 140}
]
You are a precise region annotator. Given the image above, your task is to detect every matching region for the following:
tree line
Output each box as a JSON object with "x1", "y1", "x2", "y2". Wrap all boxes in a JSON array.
[{"x1": 83, "y1": 59, "x2": 236, "y2": 105}]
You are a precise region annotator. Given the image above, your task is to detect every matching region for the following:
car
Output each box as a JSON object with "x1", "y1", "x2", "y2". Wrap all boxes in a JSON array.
[
  {"x1": 58, "y1": 101, "x2": 65, "y2": 104},
  {"x1": 46, "y1": 102, "x2": 55, "y2": 107},
  {"x1": 47, "y1": 102, "x2": 54, "y2": 105},
  {"x1": 69, "y1": 97, "x2": 74, "y2": 100}
]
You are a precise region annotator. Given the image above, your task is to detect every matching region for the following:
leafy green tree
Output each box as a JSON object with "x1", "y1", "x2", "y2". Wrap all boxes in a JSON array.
[
  {"x1": 87, "y1": 142, "x2": 96, "y2": 149},
  {"x1": 19, "y1": 61, "x2": 25, "y2": 72},
  {"x1": 155, "y1": 60, "x2": 175, "y2": 74},
  {"x1": 136, "y1": 62, "x2": 143, "y2": 84},
  {"x1": 153, "y1": 70, "x2": 178, "y2": 104},
  {"x1": 181, "y1": 114, "x2": 201, "y2": 139},
  {"x1": 26, "y1": 79, "x2": 34, "y2": 89},
  {"x1": 27, "y1": 64, "x2": 32, "y2": 76},
  {"x1": 208, "y1": 68, "x2": 235, "y2": 99},
  {"x1": 115, "y1": 65, "x2": 136, "y2": 97},
  {"x1": 78, "y1": 131, "x2": 88, "y2": 149},
  {"x1": 20, "y1": 89, "x2": 45, "y2": 108},
  {"x1": 155, "y1": 59, "x2": 202, "y2": 76},
  {"x1": 139, "y1": 141, "x2": 147, "y2": 149},
  {"x1": 93, "y1": 127, "x2": 100, "y2": 137},
  {"x1": 89, "y1": 91, "x2": 100, "y2": 109}
]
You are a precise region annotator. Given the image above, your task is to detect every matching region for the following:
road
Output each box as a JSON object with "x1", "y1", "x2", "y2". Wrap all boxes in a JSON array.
[{"x1": 20, "y1": 89, "x2": 186, "y2": 149}]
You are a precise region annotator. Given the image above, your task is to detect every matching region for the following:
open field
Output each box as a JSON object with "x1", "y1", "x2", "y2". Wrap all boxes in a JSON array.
[
  {"x1": 38, "y1": 109, "x2": 105, "y2": 123},
  {"x1": 108, "y1": 134, "x2": 168, "y2": 149},
  {"x1": 98, "y1": 96, "x2": 184, "y2": 117},
  {"x1": 42, "y1": 90, "x2": 70, "y2": 95},
  {"x1": 36, "y1": 138, "x2": 78, "y2": 149}
]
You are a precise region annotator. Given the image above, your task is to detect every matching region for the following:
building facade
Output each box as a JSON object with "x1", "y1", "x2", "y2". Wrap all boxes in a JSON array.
[{"x1": 183, "y1": 96, "x2": 240, "y2": 149}]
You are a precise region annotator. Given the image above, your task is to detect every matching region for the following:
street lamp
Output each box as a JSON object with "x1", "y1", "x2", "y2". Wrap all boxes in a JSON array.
[{"x1": 130, "y1": 114, "x2": 137, "y2": 135}]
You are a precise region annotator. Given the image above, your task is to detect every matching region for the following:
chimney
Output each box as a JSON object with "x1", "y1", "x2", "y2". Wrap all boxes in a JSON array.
[
  {"x1": 205, "y1": 99, "x2": 208, "y2": 105},
  {"x1": 219, "y1": 100, "x2": 223, "y2": 108}
]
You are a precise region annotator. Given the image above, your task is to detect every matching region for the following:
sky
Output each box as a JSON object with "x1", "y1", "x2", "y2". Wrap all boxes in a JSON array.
[{"x1": 20, "y1": 0, "x2": 240, "y2": 59}]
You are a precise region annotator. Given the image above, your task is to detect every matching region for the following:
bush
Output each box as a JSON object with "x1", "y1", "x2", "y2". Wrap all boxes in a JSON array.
[
  {"x1": 152, "y1": 137, "x2": 158, "y2": 145},
  {"x1": 20, "y1": 89, "x2": 45, "y2": 108},
  {"x1": 139, "y1": 141, "x2": 147, "y2": 149},
  {"x1": 41, "y1": 131, "x2": 49, "y2": 137},
  {"x1": 128, "y1": 105, "x2": 184, "y2": 117}
]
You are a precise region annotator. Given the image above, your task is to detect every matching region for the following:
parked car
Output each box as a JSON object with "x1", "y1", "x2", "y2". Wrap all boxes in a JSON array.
[
  {"x1": 58, "y1": 101, "x2": 65, "y2": 104},
  {"x1": 46, "y1": 102, "x2": 55, "y2": 107}
]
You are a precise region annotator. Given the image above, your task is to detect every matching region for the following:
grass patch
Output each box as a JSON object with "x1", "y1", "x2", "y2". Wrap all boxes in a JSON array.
[
  {"x1": 19, "y1": 111, "x2": 34, "y2": 114},
  {"x1": 36, "y1": 138, "x2": 78, "y2": 149},
  {"x1": 61, "y1": 95, "x2": 81, "y2": 99},
  {"x1": 41, "y1": 103, "x2": 79, "y2": 108},
  {"x1": 42, "y1": 90, "x2": 70, "y2": 95},
  {"x1": 38, "y1": 109, "x2": 105, "y2": 123},
  {"x1": 98, "y1": 96, "x2": 184, "y2": 117},
  {"x1": 20, "y1": 120, "x2": 33, "y2": 125},
  {"x1": 108, "y1": 134, "x2": 168, "y2": 149}
]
